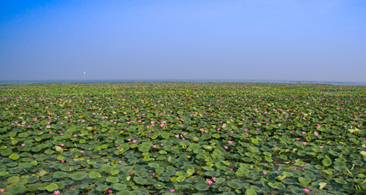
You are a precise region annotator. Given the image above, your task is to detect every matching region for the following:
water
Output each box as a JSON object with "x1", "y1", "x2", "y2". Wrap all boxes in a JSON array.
[{"x1": 0, "y1": 79, "x2": 366, "y2": 86}]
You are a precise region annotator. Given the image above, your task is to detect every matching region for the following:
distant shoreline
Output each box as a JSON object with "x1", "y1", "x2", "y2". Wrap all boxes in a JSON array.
[{"x1": 1, "y1": 79, "x2": 366, "y2": 86}]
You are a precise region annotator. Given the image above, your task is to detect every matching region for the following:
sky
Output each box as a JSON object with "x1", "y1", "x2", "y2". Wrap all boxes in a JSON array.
[{"x1": 0, "y1": 0, "x2": 365, "y2": 82}]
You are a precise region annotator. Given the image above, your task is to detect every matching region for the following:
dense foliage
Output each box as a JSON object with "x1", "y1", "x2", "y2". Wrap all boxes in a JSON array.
[{"x1": 0, "y1": 83, "x2": 365, "y2": 195}]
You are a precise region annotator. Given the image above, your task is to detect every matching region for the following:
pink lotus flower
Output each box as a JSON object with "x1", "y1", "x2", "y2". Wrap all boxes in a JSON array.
[
  {"x1": 302, "y1": 132, "x2": 306, "y2": 135},
  {"x1": 80, "y1": 151, "x2": 84, "y2": 154},
  {"x1": 263, "y1": 171, "x2": 267, "y2": 175},
  {"x1": 294, "y1": 168, "x2": 297, "y2": 170},
  {"x1": 304, "y1": 188, "x2": 310, "y2": 193},
  {"x1": 302, "y1": 142, "x2": 307, "y2": 145},
  {"x1": 319, "y1": 146, "x2": 324, "y2": 149},
  {"x1": 53, "y1": 190, "x2": 60, "y2": 195},
  {"x1": 175, "y1": 134, "x2": 179, "y2": 138},
  {"x1": 152, "y1": 145, "x2": 157, "y2": 148},
  {"x1": 153, "y1": 172, "x2": 156, "y2": 176},
  {"x1": 274, "y1": 147, "x2": 278, "y2": 151},
  {"x1": 61, "y1": 160, "x2": 65, "y2": 163},
  {"x1": 224, "y1": 146, "x2": 228, "y2": 149},
  {"x1": 301, "y1": 168, "x2": 305, "y2": 170},
  {"x1": 108, "y1": 190, "x2": 113, "y2": 194},
  {"x1": 21, "y1": 144, "x2": 25, "y2": 147},
  {"x1": 207, "y1": 180, "x2": 213, "y2": 185},
  {"x1": 211, "y1": 177, "x2": 216, "y2": 181},
  {"x1": 49, "y1": 131, "x2": 52, "y2": 134},
  {"x1": 228, "y1": 141, "x2": 233, "y2": 145},
  {"x1": 60, "y1": 144, "x2": 64, "y2": 147},
  {"x1": 127, "y1": 139, "x2": 131, "y2": 141},
  {"x1": 170, "y1": 189, "x2": 175, "y2": 193},
  {"x1": 133, "y1": 140, "x2": 137, "y2": 143},
  {"x1": 277, "y1": 168, "x2": 281, "y2": 171}
]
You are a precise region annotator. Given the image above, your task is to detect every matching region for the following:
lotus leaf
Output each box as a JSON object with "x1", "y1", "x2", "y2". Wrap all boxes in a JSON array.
[
  {"x1": 195, "y1": 183, "x2": 209, "y2": 191},
  {"x1": 68, "y1": 172, "x2": 87, "y2": 180},
  {"x1": 46, "y1": 183, "x2": 58, "y2": 192},
  {"x1": 53, "y1": 171, "x2": 68, "y2": 178},
  {"x1": 227, "y1": 180, "x2": 242, "y2": 189},
  {"x1": 9, "y1": 153, "x2": 20, "y2": 160},
  {"x1": 106, "y1": 176, "x2": 120, "y2": 183}
]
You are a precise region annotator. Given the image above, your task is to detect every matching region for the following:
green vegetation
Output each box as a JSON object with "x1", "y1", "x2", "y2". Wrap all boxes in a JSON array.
[{"x1": 0, "y1": 83, "x2": 365, "y2": 195}]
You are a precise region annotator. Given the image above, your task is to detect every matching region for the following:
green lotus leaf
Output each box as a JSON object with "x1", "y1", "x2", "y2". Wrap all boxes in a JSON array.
[
  {"x1": 134, "y1": 177, "x2": 146, "y2": 184},
  {"x1": 200, "y1": 134, "x2": 211, "y2": 140},
  {"x1": 245, "y1": 189, "x2": 257, "y2": 195},
  {"x1": 7, "y1": 184, "x2": 26, "y2": 194},
  {"x1": 153, "y1": 182, "x2": 166, "y2": 189},
  {"x1": 63, "y1": 189, "x2": 80, "y2": 195},
  {"x1": 113, "y1": 183, "x2": 127, "y2": 190},
  {"x1": 227, "y1": 181, "x2": 242, "y2": 189},
  {"x1": 53, "y1": 171, "x2": 68, "y2": 178},
  {"x1": 101, "y1": 164, "x2": 113, "y2": 172},
  {"x1": 322, "y1": 158, "x2": 332, "y2": 166},
  {"x1": 55, "y1": 181, "x2": 66, "y2": 190},
  {"x1": 295, "y1": 160, "x2": 304, "y2": 167},
  {"x1": 298, "y1": 177, "x2": 311, "y2": 185},
  {"x1": 335, "y1": 178, "x2": 347, "y2": 184},
  {"x1": 204, "y1": 171, "x2": 220, "y2": 177},
  {"x1": 18, "y1": 162, "x2": 33, "y2": 169},
  {"x1": 1, "y1": 149, "x2": 12, "y2": 156},
  {"x1": 68, "y1": 172, "x2": 87, "y2": 180},
  {"x1": 41, "y1": 175, "x2": 53, "y2": 181},
  {"x1": 8, "y1": 176, "x2": 20, "y2": 182},
  {"x1": 156, "y1": 167, "x2": 165, "y2": 174},
  {"x1": 195, "y1": 183, "x2": 209, "y2": 191},
  {"x1": 110, "y1": 169, "x2": 119, "y2": 175},
  {"x1": 89, "y1": 171, "x2": 102, "y2": 179},
  {"x1": 215, "y1": 178, "x2": 225, "y2": 184},
  {"x1": 138, "y1": 142, "x2": 152, "y2": 153},
  {"x1": 289, "y1": 186, "x2": 302, "y2": 194},
  {"x1": 9, "y1": 153, "x2": 20, "y2": 160},
  {"x1": 223, "y1": 192, "x2": 235, "y2": 195},
  {"x1": 148, "y1": 162, "x2": 160, "y2": 168},
  {"x1": 106, "y1": 176, "x2": 120, "y2": 183},
  {"x1": 46, "y1": 183, "x2": 58, "y2": 192},
  {"x1": 116, "y1": 191, "x2": 132, "y2": 195}
]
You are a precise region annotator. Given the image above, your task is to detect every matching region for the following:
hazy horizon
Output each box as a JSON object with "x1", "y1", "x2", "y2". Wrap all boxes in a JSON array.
[{"x1": 1, "y1": 0, "x2": 366, "y2": 82}]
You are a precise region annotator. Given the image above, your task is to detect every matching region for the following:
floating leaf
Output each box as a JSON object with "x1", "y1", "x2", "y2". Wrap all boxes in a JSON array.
[
  {"x1": 106, "y1": 176, "x2": 120, "y2": 183},
  {"x1": 195, "y1": 183, "x2": 209, "y2": 191},
  {"x1": 9, "y1": 153, "x2": 20, "y2": 160},
  {"x1": 319, "y1": 182, "x2": 327, "y2": 190},
  {"x1": 46, "y1": 183, "x2": 58, "y2": 192},
  {"x1": 68, "y1": 172, "x2": 87, "y2": 181}
]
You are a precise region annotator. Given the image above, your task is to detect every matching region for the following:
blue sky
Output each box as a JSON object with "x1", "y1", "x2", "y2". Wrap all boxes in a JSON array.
[{"x1": 0, "y1": 0, "x2": 365, "y2": 82}]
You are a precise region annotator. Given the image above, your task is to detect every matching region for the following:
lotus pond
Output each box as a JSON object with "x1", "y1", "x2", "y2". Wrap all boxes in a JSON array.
[{"x1": 0, "y1": 83, "x2": 365, "y2": 195}]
